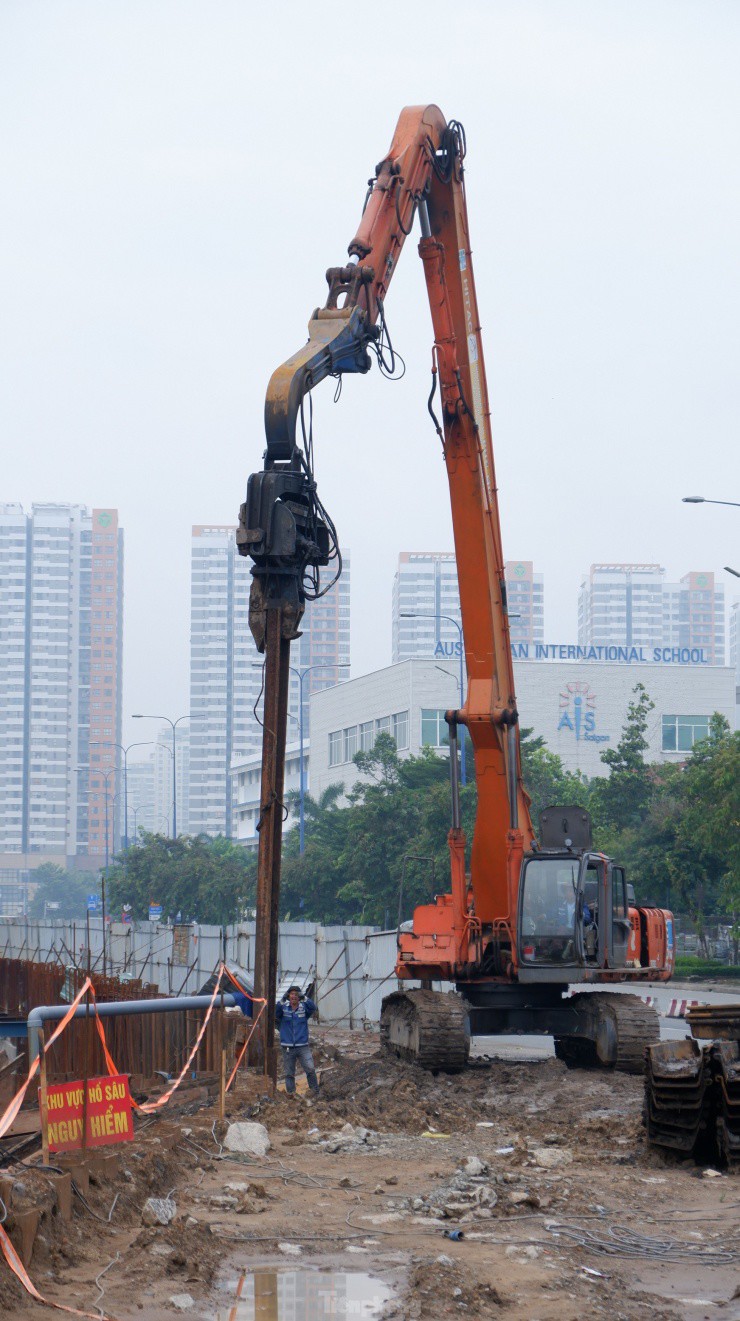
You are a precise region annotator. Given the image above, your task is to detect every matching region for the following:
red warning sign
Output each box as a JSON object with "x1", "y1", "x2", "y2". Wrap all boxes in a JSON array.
[{"x1": 45, "y1": 1074, "x2": 134, "y2": 1152}]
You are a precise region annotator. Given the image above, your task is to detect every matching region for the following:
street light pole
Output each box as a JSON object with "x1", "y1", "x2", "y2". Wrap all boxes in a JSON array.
[
  {"x1": 682, "y1": 497, "x2": 740, "y2": 583},
  {"x1": 90, "y1": 741, "x2": 153, "y2": 851},
  {"x1": 99, "y1": 768, "x2": 117, "y2": 979},
  {"x1": 132, "y1": 714, "x2": 199, "y2": 839},
  {"x1": 75, "y1": 764, "x2": 116, "y2": 979},
  {"x1": 400, "y1": 611, "x2": 466, "y2": 785},
  {"x1": 130, "y1": 803, "x2": 152, "y2": 841}
]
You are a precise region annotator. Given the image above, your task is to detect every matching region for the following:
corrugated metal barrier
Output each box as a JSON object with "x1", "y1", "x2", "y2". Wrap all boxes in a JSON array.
[
  {"x1": 0, "y1": 956, "x2": 236, "y2": 1084},
  {"x1": 0, "y1": 918, "x2": 406, "y2": 1028}
]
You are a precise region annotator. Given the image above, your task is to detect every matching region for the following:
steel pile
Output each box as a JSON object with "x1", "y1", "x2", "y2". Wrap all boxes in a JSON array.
[
  {"x1": 712, "y1": 1041, "x2": 740, "y2": 1166},
  {"x1": 644, "y1": 1039, "x2": 713, "y2": 1156},
  {"x1": 645, "y1": 1021, "x2": 740, "y2": 1167},
  {"x1": 686, "y1": 1003, "x2": 740, "y2": 1040}
]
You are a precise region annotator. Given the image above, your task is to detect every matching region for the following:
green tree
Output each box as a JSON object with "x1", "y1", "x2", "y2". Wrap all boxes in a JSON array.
[
  {"x1": 519, "y1": 726, "x2": 590, "y2": 825},
  {"x1": 668, "y1": 715, "x2": 740, "y2": 925},
  {"x1": 28, "y1": 864, "x2": 93, "y2": 920},
  {"x1": 590, "y1": 683, "x2": 655, "y2": 830},
  {"x1": 281, "y1": 784, "x2": 350, "y2": 921},
  {"x1": 106, "y1": 833, "x2": 257, "y2": 925}
]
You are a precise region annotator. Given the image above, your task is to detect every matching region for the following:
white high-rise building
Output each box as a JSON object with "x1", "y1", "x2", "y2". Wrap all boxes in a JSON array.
[
  {"x1": 392, "y1": 552, "x2": 544, "y2": 661},
  {"x1": 578, "y1": 564, "x2": 725, "y2": 664},
  {"x1": 125, "y1": 758, "x2": 156, "y2": 841},
  {"x1": 189, "y1": 525, "x2": 253, "y2": 838},
  {"x1": 291, "y1": 554, "x2": 351, "y2": 740},
  {"x1": 662, "y1": 572, "x2": 726, "y2": 664},
  {"x1": 0, "y1": 503, "x2": 123, "y2": 865},
  {"x1": 578, "y1": 564, "x2": 664, "y2": 651},
  {"x1": 188, "y1": 525, "x2": 349, "y2": 838}
]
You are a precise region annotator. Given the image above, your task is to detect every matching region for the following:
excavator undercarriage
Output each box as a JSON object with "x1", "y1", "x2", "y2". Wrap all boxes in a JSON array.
[{"x1": 381, "y1": 985, "x2": 660, "y2": 1075}]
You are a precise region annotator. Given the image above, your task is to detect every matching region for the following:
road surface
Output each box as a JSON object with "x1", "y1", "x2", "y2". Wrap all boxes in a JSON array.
[{"x1": 471, "y1": 979, "x2": 740, "y2": 1061}]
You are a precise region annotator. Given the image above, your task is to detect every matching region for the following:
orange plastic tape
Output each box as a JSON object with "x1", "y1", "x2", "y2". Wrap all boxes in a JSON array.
[
  {"x1": 93, "y1": 963, "x2": 267, "y2": 1109},
  {"x1": 91, "y1": 964, "x2": 244, "y2": 1113},
  {"x1": 0, "y1": 976, "x2": 94, "y2": 1144},
  {"x1": 226, "y1": 1000, "x2": 266, "y2": 1093},
  {"x1": 0, "y1": 1221, "x2": 116, "y2": 1319}
]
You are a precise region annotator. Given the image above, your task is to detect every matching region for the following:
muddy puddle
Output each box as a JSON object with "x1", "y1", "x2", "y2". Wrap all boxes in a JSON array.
[{"x1": 214, "y1": 1268, "x2": 393, "y2": 1320}]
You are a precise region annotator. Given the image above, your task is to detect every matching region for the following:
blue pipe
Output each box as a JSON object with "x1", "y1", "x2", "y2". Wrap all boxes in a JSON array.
[{"x1": 27, "y1": 993, "x2": 235, "y2": 1062}]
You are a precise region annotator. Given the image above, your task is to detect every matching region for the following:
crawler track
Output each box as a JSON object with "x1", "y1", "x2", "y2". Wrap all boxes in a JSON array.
[
  {"x1": 556, "y1": 992, "x2": 660, "y2": 1073},
  {"x1": 380, "y1": 989, "x2": 470, "y2": 1072}
]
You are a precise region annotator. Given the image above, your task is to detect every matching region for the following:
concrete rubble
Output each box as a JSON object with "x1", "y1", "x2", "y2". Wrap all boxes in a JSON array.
[{"x1": 223, "y1": 1120, "x2": 271, "y2": 1156}]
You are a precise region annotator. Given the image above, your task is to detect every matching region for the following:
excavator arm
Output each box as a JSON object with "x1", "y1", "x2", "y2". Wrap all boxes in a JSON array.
[{"x1": 240, "y1": 104, "x2": 535, "y2": 980}]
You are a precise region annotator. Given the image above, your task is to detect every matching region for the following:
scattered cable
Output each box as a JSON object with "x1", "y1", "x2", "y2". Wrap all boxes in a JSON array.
[
  {"x1": 544, "y1": 1219, "x2": 740, "y2": 1264},
  {"x1": 72, "y1": 1183, "x2": 119, "y2": 1225},
  {"x1": 210, "y1": 1223, "x2": 367, "y2": 1243},
  {"x1": 345, "y1": 1207, "x2": 395, "y2": 1236},
  {"x1": 93, "y1": 1252, "x2": 121, "y2": 1320}
]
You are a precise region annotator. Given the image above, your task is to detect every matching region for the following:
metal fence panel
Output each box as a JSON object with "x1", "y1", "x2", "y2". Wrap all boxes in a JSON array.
[{"x1": 0, "y1": 916, "x2": 403, "y2": 1028}]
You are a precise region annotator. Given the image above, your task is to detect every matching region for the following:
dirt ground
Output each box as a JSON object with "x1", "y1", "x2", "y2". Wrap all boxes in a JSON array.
[{"x1": 2, "y1": 1025, "x2": 740, "y2": 1320}]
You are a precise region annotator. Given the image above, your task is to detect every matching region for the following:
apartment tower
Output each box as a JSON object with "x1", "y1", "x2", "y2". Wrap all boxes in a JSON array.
[
  {"x1": 392, "y1": 552, "x2": 544, "y2": 661},
  {"x1": 0, "y1": 504, "x2": 123, "y2": 864}
]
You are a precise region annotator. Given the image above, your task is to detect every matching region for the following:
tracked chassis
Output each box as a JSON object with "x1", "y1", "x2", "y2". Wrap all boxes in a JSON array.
[
  {"x1": 381, "y1": 987, "x2": 660, "y2": 1074},
  {"x1": 381, "y1": 989, "x2": 471, "y2": 1072},
  {"x1": 552, "y1": 992, "x2": 660, "y2": 1073}
]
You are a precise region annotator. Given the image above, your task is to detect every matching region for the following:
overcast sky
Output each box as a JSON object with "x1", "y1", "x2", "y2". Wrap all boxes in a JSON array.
[{"x1": 2, "y1": 0, "x2": 739, "y2": 755}]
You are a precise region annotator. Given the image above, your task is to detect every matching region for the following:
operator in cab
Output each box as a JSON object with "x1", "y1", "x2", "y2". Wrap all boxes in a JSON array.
[{"x1": 276, "y1": 986, "x2": 320, "y2": 1095}]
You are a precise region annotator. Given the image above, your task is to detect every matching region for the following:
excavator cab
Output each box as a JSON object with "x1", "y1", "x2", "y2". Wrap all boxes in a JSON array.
[
  {"x1": 517, "y1": 808, "x2": 632, "y2": 977},
  {"x1": 518, "y1": 852, "x2": 630, "y2": 972}
]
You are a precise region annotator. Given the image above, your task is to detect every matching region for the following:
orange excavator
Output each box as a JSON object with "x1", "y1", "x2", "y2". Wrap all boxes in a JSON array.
[{"x1": 239, "y1": 105, "x2": 674, "y2": 1074}]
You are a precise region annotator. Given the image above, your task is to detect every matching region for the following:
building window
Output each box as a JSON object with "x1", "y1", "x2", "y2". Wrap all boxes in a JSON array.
[
  {"x1": 343, "y1": 726, "x2": 358, "y2": 761},
  {"x1": 421, "y1": 708, "x2": 449, "y2": 747},
  {"x1": 375, "y1": 715, "x2": 391, "y2": 736},
  {"x1": 328, "y1": 730, "x2": 342, "y2": 766},
  {"x1": 359, "y1": 720, "x2": 375, "y2": 752},
  {"x1": 392, "y1": 710, "x2": 409, "y2": 750},
  {"x1": 662, "y1": 715, "x2": 710, "y2": 753}
]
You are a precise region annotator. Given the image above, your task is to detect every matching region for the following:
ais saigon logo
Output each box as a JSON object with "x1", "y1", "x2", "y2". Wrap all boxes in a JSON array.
[{"x1": 557, "y1": 681, "x2": 610, "y2": 744}]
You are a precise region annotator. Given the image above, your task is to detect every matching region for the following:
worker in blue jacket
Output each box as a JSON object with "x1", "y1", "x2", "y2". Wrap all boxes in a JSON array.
[{"x1": 275, "y1": 986, "x2": 319, "y2": 1094}]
